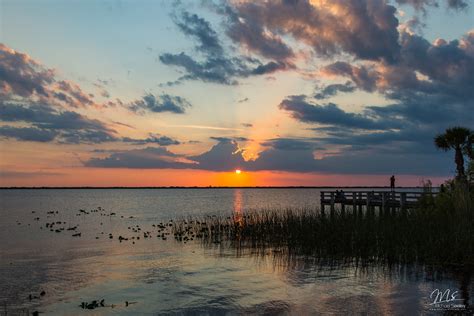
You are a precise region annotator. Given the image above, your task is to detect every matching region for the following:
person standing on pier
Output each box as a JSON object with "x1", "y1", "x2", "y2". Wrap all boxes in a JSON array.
[{"x1": 390, "y1": 175, "x2": 396, "y2": 192}]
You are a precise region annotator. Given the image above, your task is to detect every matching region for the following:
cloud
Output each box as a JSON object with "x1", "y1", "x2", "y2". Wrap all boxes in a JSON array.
[
  {"x1": 174, "y1": 11, "x2": 224, "y2": 57},
  {"x1": 122, "y1": 134, "x2": 180, "y2": 146},
  {"x1": 250, "y1": 61, "x2": 293, "y2": 75},
  {"x1": 317, "y1": 30, "x2": 474, "y2": 129},
  {"x1": 395, "y1": 0, "x2": 468, "y2": 10},
  {"x1": 0, "y1": 44, "x2": 54, "y2": 97},
  {"x1": 159, "y1": 9, "x2": 294, "y2": 85},
  {"x1": 85, "y1": 137, "x2": 247, "y2": 171},
  {"x1": 320, "y1": 62, "x2": 379, "y2": 92},
  {"x1": 261, "y1": 138, "x2": 318, "y2": 151},
  {"x1": 221, "y1": 4, "x2": 295, "y2": 61},
  {"x1": 0, "y1": 126, "x2": 58, "y2": 142},
  {"x1": 322, "y1": 30, "x2": 474, "y2": 102},
  {"x1": 159, "y1": 52, "x2": 242, "y2": 85},
  {"x1": 251, "y1": 135, "x2": 450, "y2": 175},
  {"x1": 278, "y1": 95, "x2": 401, "y2": 130},
  {"x1": 0, "y1": 44, "x2": 98, "y2": 109},
  {"x1": 189, "y1": 138, "x2": 247, "y2": 171},
  {"x1": 314, "y1": 81, "x2": 356, "y2": 99},
  {"x1": 83, "y1": 135, "x2": 452, "y2": 176},
  {"x1": 241, "y1": 122, "x2": 253, "y2": 127},
  {"x1": 0, "y1": 101, "x2": 116, "y2": 143},
  {"x1": 279, "y1": 28, "x2": 474, "y2": 176},
  {"x1": 55, "y1": 80, "x2": 94, "y2": 107},
  {"x1": 129, "y1": 94, "x2": 191, "y2": 114},
  {"x1": 221, "y1": 0, "x2": 401, "y2": 63},
  {"x1": 0, "y1": 99, "x2": 183, "y2": 146},
  {"x1": 85, "y1": 147, "x2": 194, "y2": 169},
  {"x1": 210, "y1": 136, "x2": 249, "y2": 142}
]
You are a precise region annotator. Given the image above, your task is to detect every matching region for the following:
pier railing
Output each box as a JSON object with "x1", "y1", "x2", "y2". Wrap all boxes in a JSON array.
[{"x1": 320, "y1": 190, "x2": 437, "y2": 213}]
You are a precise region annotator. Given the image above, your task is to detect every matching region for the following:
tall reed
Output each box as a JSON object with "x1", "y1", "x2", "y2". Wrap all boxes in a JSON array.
[{"x1": 172, "y1": 185, "x2": 474, "y2": 267}]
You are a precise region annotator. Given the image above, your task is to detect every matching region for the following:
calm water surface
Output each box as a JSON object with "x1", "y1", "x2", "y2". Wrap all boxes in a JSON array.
[{"x1": 0, "y1": 189, "x2": 471, "y2": 315}]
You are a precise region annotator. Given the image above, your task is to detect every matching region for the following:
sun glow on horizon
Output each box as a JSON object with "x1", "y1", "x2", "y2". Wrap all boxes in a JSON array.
[{"x1": 235, "y1": 169, "x2": 242, "y2": 174}]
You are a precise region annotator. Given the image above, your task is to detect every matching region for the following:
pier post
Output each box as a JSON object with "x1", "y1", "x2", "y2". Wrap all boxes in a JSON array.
[
  {"x1": 330, "y1": 192, "x2": 335, "y2": 217},
  {"x1": 400, "y1": 192, "x2": 407, "y2": 212},
  {"x1": 352, "y1": 192, "x2": 356, "y2": 214},
  {"x1": 379, "y1": 192, "x2": 386, "y2": 216},
  {"x1": 320, "y1": 192, "x2": 324, "y2": 212},
  {"x1": 366, "y1": 192, "x2": 371, "y2": 215}
]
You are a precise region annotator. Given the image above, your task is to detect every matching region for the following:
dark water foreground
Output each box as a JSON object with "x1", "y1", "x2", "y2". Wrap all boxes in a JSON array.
[{"x1": 0, "y1": 189, "x2": 472, "y2": 315}]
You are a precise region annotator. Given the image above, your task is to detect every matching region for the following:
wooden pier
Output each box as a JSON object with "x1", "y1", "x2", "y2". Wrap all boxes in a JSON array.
[{"x1": 320, "y1": 190, "x2": 436, "y2": 214}]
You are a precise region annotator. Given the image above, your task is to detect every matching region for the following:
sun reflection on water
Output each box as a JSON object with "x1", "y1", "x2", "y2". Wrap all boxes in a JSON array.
[{"x1": 233, "y1": 188, "x2": 244, "y2": 228}]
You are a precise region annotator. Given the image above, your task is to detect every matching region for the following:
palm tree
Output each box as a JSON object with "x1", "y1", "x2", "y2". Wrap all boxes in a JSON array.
[{"x1": 434, "y1": 127, "x2": 473, "y2": 179}]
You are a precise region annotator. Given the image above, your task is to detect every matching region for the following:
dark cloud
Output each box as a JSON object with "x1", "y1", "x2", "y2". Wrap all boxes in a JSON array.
[
  {"x1": 210, "y1": 136, "x2": 249, "y2": 143},
  {"x1": 0, "y1": 100, "x2": 182, "y2": 145},
  {"x1": 122, "y1": 134, "x2": 180, "y2": 146},
  {"x1": 112, "y1": 121, "x2": 135, "y2": 129},
  {"x1": 318, "y1": 30, "x2": 474, "y2": 130},
  {"x1": 85, "y1": 147, "x2": 194, "y2": 169},
  {"x1": 314, "y1": 81, "x2": 356, "y2": 99},
  {"x1": 0, "y1": 102, "x2": 109, "y2": 131},
  {"x1": 58, "y1": 129, "x2": 116, "y2": 144},
  {"x1": 83, "y1": 135, "x2": 452, "y2": 176},
  {"x1": 189, "y1": 139, "x2": 247, "y2": 171},
  {"x1": 241, "y1": 122, "x2": 253, "y2": 127},
  {"x1": 0, "y1": 126, "x2": 58, "y2": 142},
  {"x1": 85, "y1": 138, "x2": 247, "y2": 171},
  {"x1": 251, "y1": 134, "x2": 450, "y2": 175},
  {"x1": 395, "y1": 0, "x2": 468, "y2": 10},
  {"x1": 129, "y1": 94, "x2": 191, "y2": 114},
  {"x1": 250, "y1": 61, "x2": 293, "y2": 75},
  {"x1": 321, "y1": 62, "x2": 379, "y2": 92},
  {"x1": 159, "y1": 9, "x2": 294, "y2": 85},
  {"x1": 249, "y1": 147, "x2": 319, "y2": 172},
  {"x1": 159, "y1": 52, "x2": 242, "y2": 85},
  {"x1": 278, "y1": 95, "x2": 401, "y2": 130},
  {"x1": 221, "y1": 4, "x2": 295, "y2": 61},
  {"x1": 0, "y1": 101, "x2": 116, "y2": 143},
  {"x1": 447, "y1": 0, "x2": 469, "y2": 9},
  {"x1": 261, "y1": 138, "x2": 317, "y2": 151},
  {"x1": 322, "y1": 30, "x2": 474, "y2": 103},
  {"x1": 279, "y1": 29, "x2": 474, "y2": 177},
  {"x1": 174, "y1": 11, "x2": 224, "y2": 57}
]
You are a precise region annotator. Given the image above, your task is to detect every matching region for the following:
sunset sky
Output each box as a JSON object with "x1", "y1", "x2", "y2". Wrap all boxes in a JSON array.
[{"x1": 1, "y1": 0, "x2": 473, "y2": 187}]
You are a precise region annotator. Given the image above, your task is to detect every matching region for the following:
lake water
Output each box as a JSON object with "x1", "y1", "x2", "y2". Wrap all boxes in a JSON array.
[{"x1": 0, "y1": 188, "x2": 471, "y2": 315}]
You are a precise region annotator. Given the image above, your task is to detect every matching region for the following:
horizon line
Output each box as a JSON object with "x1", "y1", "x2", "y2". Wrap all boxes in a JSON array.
[{"x1": 0, "y1": 185, "x2": 433, "y2": 189}]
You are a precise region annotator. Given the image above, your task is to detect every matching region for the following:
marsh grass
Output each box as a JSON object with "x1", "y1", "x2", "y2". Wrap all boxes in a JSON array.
[{"x1": 172, "y1": 186, "x2": 474, "y2": 268}]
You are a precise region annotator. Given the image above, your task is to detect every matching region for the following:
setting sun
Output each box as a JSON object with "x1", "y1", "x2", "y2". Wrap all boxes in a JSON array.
[{"x1": 235, "y1": 169, "x2": 242, "y2": 174}]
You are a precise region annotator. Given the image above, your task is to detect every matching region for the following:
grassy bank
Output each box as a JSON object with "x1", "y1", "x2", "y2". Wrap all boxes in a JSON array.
[{"x1": 172, "y1": 185, "x2": 474, "y2": 267}]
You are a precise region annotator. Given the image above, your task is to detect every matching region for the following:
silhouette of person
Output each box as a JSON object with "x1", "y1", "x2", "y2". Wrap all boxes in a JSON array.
[{"x1": 390, "y1": 175, "x2": 395, "y2": 192}]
